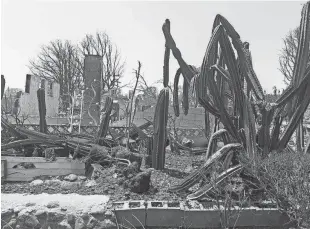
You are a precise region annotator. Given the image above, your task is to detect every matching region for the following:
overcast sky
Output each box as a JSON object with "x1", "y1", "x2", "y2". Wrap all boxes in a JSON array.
[{"x1": 1, "y1": 0, "x2": 305, "y2": 93}]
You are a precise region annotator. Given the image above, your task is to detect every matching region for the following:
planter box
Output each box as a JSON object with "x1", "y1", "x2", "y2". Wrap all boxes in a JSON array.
[
  {"x1": 253, "y1": 208, "x2": 290, "y2": 227},
  {"x1": 112, "y1": 200, "x2": 290, "y2": 228},
  {"x1": 113, "y1": 201, "x2": 146, "y2": 228}
]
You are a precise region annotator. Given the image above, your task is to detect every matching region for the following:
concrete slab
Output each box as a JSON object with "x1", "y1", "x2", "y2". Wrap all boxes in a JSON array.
[{"x1": 1, "y1": 193, "x2": 110, "y2": 214}]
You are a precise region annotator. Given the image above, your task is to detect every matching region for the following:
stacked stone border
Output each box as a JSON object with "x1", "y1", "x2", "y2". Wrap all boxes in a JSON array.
[{"x1": 1, "y1": 199, "x2": 290, "y2": 229}]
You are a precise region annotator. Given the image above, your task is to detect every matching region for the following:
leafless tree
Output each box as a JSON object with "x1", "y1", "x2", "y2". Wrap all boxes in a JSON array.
[
  {"x1": 279, "y1": 26, "x2": 310, "y2": 85},
  {"x1": 80, "y1": 32, "x2": 125, "y2": 94},
  {"x1": 29, "y1": 40, "x2": 84, "y2": 110}
]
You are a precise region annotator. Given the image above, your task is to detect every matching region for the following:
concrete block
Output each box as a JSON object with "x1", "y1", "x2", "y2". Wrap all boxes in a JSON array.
[
  {"x1": 113, "y1": 201, "x2": 146, "y2": 228},
  {"x1": 146, "y1": 201, "x2": 183, "y2": 228}
]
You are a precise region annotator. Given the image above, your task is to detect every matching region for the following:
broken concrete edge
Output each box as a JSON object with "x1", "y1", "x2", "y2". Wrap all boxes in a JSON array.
[{"x1": 111, "y1": 200, "x2": 290, "y2": 228}]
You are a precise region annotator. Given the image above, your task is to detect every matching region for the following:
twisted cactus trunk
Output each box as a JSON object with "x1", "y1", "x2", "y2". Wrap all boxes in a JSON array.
[{"x1": 37, "y1": 88, "x2": 47, "y2": 133}]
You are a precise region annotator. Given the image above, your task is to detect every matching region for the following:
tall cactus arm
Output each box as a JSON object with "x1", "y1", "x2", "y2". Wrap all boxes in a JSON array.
[
  {"x1": 173, "y1": 68, "x2": 182, "y2": 117},
  {"x1": 290, "y1": 2, "x2": 310, "y2": 115},
  {"x1": 212, "y1": 14, "x2": 240, "y2": 41},
  {"x1": 292, "y1": 2, "x2": 310, "y2": 86},
  {"x1": 218, "y1": 30, "x2": 245, "y2": 123},
  {"x1": 163, "y1": 19, "x2": 170, "y2": 87},
  {"x1": 182, "y1": 78, "x2": 189, "y2": 115},
  {"x1": 277, "y1": 82, "x2": 310, "y2": 152},
  {"x1": 199, "y1": 25, "x2": 222, "y2": 101},
  {"x1": 243, "y1": 94, "x2": 257, "y2": 160},
  {"x1": 162, "y1": 19, "x2": 195, "y2": 84},
  {"x1": 269, "y1": 115, "x2": 283, "y2": 152},
  {"x1": 275, "y1": 65, "x2": 310, "y2": 108},
  {"x1": 208, "y1": 69, "x2": 240, "y2": 142},
  {"x1": 213, "y1": 15, "x2": 264, "y2": 100}
]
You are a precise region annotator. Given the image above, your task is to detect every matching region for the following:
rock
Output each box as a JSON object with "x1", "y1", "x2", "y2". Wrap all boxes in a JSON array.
[
  {"x1": 57, "y1": 220, "x2": 73, "y2": 229},
  {"x1": 184, "y1": 165, "x2": 193, "y2": 173},
  {"x1": 125, "y1": 170, "x2": 151, "y2": 193},
  {"x1": 78, "y1": 176, "x2": 87, "y2": 181},
  {"x1": 3, "y1": 216, "x2": 17, "y2": 229},
  {"x1": 86, "y1": 163, "x2": 103, "y2": 180},
  {"x1": 87, "y1": 215, "x2": 99, "y2": 228},
  {"x1": 64, "y1": 174, "x2": 78, "y2": 182},
  {"x1": 2, "y1": 209, "x2": 14, "y2": 224},
  {"x1": 104, "y1": 210, "x2": 114, "y2": 221},
  {"x1": 47, "y1": 210, "x2": 65, "y2": 223},
  {"x1": 46, "y1": 201, "x2": 60, "y2": 208},
  {"x1": 90, "y1": 205, "x2": 105, "y2": 221},
  {"x1": 30, "y1": 179, "x2": 44, "y2": 186},
  {"x1": 45, "y1": 179, "x2": 62, "y2": 186},
  {"x1": 17, "y1": 212, "x2": 40, "y2": 229},
  {"x1": 25, "y1": 202, "x2": 36, "y2": 207},
  {"x1": 67, "y1": 214, "x2": 75, "y2": 226},
  {"x1": 75, "y1": 217, "x2": 86, "y2": 229},
  {"x1": 84, "y1": 180, "x2": 97, "y2": 187},
  {"x1": 94, "y1": 219, "x2": 117, "y2": 229},
  {"x1": 13, "y1": 206, "x2": 24, "y2": 215},
  {"x1": 60, "y1": 181, "x2": 81, "y2": 190},
  {"x1": 34, "y1": 210, "x2": 47, "y2": 225}
]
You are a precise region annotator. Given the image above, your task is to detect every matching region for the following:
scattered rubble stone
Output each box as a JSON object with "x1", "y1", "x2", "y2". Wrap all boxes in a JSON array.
[
  {"x1": 87, "y1": 215, "x2": 99, "y2": 228},
  {"x1": 34, "y1": 210, "x2": 47, "y2": 225},
  {"x1": 84, "y1": 180, "x2": 97, "y2": 187},
  {"x1": 30, "y1": 179, "x2": 44, "y2": 186},
  {"x1": 75, "y1": 217, "x2": 86, "y2": 229},
  {"x1": 45, "y1": 179, "x2": 62, "y2": 186},
  {"x1": 57, "y1": 220, "x2": 73, "y2": 229},
  {"x1": 47, "y1": 210, "x2": 66, "y2": 223},
  {"x1": 25, "y1": 202, "x2": 36, "y2": 207},
  {"x1": 78, "y1": 176, "x2": 87, "y2": 181},
  {"x1": 64, "y1": 174, "x2": 78, "y2": 182},
  {"x1": 46, "y1": 201, "x2": 60, "y2": 208},
  {"x1": 17, "y1": 212, "x2": 40, "y2": 229},
  {"x1": 124, "y1": 170, "x2": 151, "y2": 193},
  {"x1": 60, "y1": 181, "x2": 81, "y2": 190},
  {"x1": 2, "y1": 209, "x2": 14, "y2": 225},
  {"x1": 95, "y1": 219, "x2": 117, "y2": 229}
]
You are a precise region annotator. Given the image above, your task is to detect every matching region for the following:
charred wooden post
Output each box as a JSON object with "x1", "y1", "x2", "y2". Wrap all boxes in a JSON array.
[
  {"x1": 37, "y1": 88, "x2": 47, "y2": 133},
  {"x1": 96, "y1": 96, "x2": 113, "y2": 144}
]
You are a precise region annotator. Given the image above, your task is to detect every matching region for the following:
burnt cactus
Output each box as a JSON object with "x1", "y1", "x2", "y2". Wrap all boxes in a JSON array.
[
  {"x1": 37, "y1": 88, "x2": 47, "y2": 133},
  {"x1": 152, "y1": 88, "x2": 169, "y2": 170},
  {"x1": 151, "y1": 19, "x2": 171, "y2": 170},
  {"x1": 163, "y1": 1, "x2": 310, "y2": 200}
]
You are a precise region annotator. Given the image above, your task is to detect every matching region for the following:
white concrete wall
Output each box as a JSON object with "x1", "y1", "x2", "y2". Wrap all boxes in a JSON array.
[{"x1": 19, "y1": 75, "x2": 60, "y2": 117}]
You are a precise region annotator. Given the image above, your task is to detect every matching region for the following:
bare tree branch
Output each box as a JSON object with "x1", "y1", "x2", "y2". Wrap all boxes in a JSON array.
[{"x1": 279, "y1": 26, "x2": 310, "y2": 85}]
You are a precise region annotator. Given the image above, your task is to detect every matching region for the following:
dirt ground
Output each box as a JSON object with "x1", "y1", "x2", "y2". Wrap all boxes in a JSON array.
[{"x1": 1, "y1": 149, "x2": 205, "y2": 202}]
